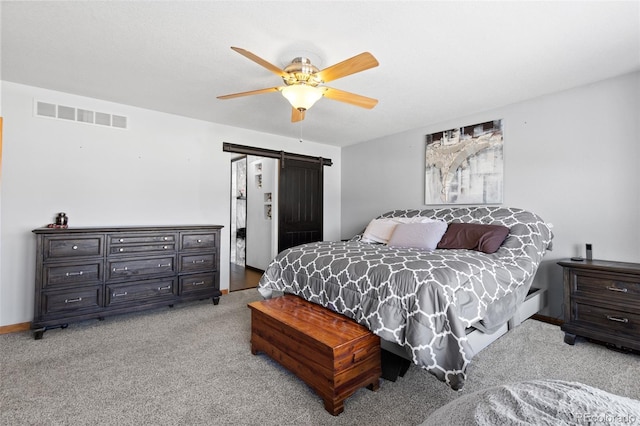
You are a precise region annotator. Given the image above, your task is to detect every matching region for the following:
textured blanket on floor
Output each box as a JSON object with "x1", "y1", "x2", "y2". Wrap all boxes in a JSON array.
[
  {"x1": 258, "y1": 207, "x2": 553, "y2": 390},
  {"x1": 421, "y1": 379, "x2": 640, "y2": 425}
]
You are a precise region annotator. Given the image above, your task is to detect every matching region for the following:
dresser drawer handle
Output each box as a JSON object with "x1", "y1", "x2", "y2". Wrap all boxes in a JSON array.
[
  {"x1": 163, "y1": 237, "x2": 169, "y2": 241},
  {"x1": 163, "y1": 246, "x2": 168, "y2": 249},
  {"x1": 64, "y1": 297, "x2": 83, "y2": 303},
  {"x1": 158, "y1": 285, "x2": 171, "y2": 290},
  {"x1": 607, "y1": 315, "x2": 629, "y2": 323},
  {"x1": 119, "y1": 248, "x2": 125, "y2": 252},
  {"x1": 192, "y1": 259, "x2": 206, "y2": 264},
  {"x1": 113, "y1": 267, "x2": 128, "y2": 272},
  {"x1": 191, "y1": 281, "x2": 205, "y2": 286},
  {"x1": 119, "y1": 238, "x2": 124, "y2": 243},
  {"x1": 65, "y1": 271, "x2": 84, "y2": 277},
  {"x1": 197, "y1": 239, "x2": 202, "y2": 243},
  {"x1": 606, "y1": 286, "x2": 628, "y2": 293},
  {"x1": 158, "y1": 263, "x2": 172, "y2": 268},
  {"x1": 72, "y1": 245, "x2": 78, "y2": 250},
  {"x1": 112, "y1": 292, "x2": 128, "y2": 297}
]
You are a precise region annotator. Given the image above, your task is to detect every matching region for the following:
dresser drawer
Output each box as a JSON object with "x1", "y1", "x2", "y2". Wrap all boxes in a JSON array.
[
  {"x1": 574, "y1": 302, "x2": 640, "y2": 339},
  {"x1": 180, "y1": 273, "x2": 217, "y2": 295},
  {"x1": 105, "y1": 278, "x2": 176, "y2": 306},
  {"x1": 180, "y1": 232, "x2": 217, "y2": 250},
  {"x1": 41, "y1": 287, "x2": 102, "y2": 315},
  {"x1": 43, "y1": 261, "x2": 103, "y2": 288},
  {"x1": 108, "y1": 233, "x2": 177, "y2": 255},
  {"x1": 109, "y1": 233, "x2": 176, "y2": 245},
  {"x1": 107, "y1": 256, "x2": 176, "y2": 281},
  {"x1": 44, "y1": 236, "x2": 103, "y2": 260},
  {"x1": 574, "y1": 271, "x2": 640, "y2": 304},
  {"x1": 179, "y1": 253, "x2": 216, "y2": 273},
  {"x1": 109, "y1": 243, "x2": 175, "y2": 255}
]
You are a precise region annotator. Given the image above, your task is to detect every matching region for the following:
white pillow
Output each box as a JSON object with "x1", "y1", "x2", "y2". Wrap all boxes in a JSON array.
[
  {"x1": 361, "y1": 219, "x2": 400, "y2": 244},
  {"x1": 387, "y1": 221, "x2": 448, "y2": 251},
  {"x1": 393, "y1": 216, "x2": 439, "y2": 224}
]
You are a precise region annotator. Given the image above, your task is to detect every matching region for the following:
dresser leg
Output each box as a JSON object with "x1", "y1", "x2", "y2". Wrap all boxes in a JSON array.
[
  {"x1": 33, "y1": 329, "x2": 45, "y2": 340},
  {"x1": 564, "y1": 332, "x2": 576, "y2": 345},
  {"x1": 212, "y1": 297, "x2": 220, "y2": 305}
]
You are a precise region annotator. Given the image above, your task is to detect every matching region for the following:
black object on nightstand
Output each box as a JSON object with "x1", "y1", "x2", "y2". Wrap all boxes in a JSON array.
[{"x1": 558, "y1": 259, "x2": 640, "y2": 352}]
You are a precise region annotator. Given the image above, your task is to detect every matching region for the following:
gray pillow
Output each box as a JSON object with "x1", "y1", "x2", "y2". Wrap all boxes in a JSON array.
[{"x1": 387, "y1": 221, "x2": 448, "y2": 251}]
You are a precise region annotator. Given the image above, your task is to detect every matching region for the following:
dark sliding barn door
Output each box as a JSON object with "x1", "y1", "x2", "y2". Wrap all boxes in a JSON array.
[{"x1": 278, "y1": 158, "x2": 323, "y2": 252}]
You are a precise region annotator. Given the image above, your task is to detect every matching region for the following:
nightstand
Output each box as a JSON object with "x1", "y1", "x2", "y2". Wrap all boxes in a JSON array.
[{"x1": 558, "y1": 259, "x2": 640, "y2": 351}]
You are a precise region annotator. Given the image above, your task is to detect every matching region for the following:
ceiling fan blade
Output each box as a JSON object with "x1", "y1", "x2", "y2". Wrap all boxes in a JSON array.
[
  {"x1": 217, "y1": 87, "x2": 281, "y2": 100},
  {"x1": 323, "y1": 87, "x2": 378, "y2": 109},
  {"x1": 291, "y1": 108, "x2": 305, "y2": 122},
  {"x1": 230, "y1": 47, "x2": 287, "y2": 78},
  {"x1": 316, "y1": 52, "x2": 379, "y2": 83}
]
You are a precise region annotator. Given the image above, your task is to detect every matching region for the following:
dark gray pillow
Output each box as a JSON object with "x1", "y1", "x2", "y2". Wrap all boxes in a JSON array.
[{"x1": 436, "y1": 222, "x2": 510, "y2": 254}]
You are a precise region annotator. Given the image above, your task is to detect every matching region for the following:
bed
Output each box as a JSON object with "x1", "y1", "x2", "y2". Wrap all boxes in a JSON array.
[{"x1": 257, "y1": 207, "x2": 553, "y2": 390}]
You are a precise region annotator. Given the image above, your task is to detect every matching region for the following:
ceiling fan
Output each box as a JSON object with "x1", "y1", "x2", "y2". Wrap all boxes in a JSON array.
[{"x1": 217, "y1": 47, "x2": 379, "y2": 122}]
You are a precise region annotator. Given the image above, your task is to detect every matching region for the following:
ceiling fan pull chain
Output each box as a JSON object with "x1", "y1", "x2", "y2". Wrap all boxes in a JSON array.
[{"x1": 299, "y1": 119, "x2": 303, "y2": 143}]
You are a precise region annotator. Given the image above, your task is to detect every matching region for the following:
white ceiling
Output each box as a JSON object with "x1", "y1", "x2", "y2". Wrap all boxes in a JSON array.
[{"x1": 2, "y1": 1, "x2": 639, "y2": 147}]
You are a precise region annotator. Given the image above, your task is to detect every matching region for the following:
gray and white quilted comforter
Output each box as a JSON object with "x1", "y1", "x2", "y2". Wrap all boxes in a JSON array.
[{"x1": 258, "y1": 207, "x2": 553, "y2": 390}]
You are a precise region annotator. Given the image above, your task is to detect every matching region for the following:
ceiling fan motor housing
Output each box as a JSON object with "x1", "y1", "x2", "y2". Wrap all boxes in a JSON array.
[{"x1": 283, "y1": 57, "x2": 322, "y2": 87}]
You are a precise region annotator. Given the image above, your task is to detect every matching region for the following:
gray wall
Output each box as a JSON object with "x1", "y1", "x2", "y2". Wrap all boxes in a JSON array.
[
  {"x1": 0, "y1": 81, "x2": 342, "y2": 327},
  {"x1": 341, "y1": 72, "x2": 640, "y2": 319}
]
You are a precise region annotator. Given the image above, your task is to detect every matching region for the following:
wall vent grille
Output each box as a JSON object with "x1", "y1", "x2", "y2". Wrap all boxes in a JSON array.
[{"x1": 34, "y1": 100, "x2": 128, "y2": 129}]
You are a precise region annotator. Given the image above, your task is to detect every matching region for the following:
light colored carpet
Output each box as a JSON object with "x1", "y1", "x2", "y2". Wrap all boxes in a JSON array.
[{"x1": 1, "y1": 289, "x2": 638, "y2": 425}]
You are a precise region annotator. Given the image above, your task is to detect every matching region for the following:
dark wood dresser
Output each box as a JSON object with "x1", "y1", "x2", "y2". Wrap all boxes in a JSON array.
[
  {"x1": 32, "y1": 225, "x2": 223, "y2": 339},
  {"x1": 559, "y1": 259, "x2": 640, "y2": 351}
]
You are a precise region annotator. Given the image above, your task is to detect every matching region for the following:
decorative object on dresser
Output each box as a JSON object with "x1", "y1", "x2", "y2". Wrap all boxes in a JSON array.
[
  {"x1": 559, "y1": 259, "x2": 640, "y2": 352},
  {"x1": 32, "y1": 225, "x2": 223, "y2": 340}
]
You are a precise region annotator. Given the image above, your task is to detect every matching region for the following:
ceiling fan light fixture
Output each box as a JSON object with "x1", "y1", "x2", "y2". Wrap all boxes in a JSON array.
[{"x1": 281, "y1": 84, "x2": 324, "y2": 111}]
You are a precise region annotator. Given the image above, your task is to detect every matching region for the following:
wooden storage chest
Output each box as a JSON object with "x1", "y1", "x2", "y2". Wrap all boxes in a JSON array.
[{"x1": 248, "y1": 294, "x2": 381, "y2": 415}]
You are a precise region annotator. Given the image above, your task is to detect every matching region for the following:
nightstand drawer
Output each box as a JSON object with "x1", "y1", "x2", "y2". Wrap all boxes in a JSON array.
[
  {"x1": 575, "y1": 272, "x2": 640, "y2": 303},
  {"x1": 575, "y1": 303, "x2": 639, "y2": 339}
]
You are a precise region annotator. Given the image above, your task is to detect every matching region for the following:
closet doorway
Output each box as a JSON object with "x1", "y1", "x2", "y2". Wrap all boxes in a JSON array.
[
  {"x1": 229, "y1": 155, "x2": 277, "y2": 292},
  {"x1": 226, "y1": 143, "x2": 331, "y2": 292}
]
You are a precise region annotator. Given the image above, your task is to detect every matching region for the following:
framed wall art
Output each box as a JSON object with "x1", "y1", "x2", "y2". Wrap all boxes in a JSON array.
[{"x1": 425, "y1": 119, "x2": 503, "y2": 205}]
